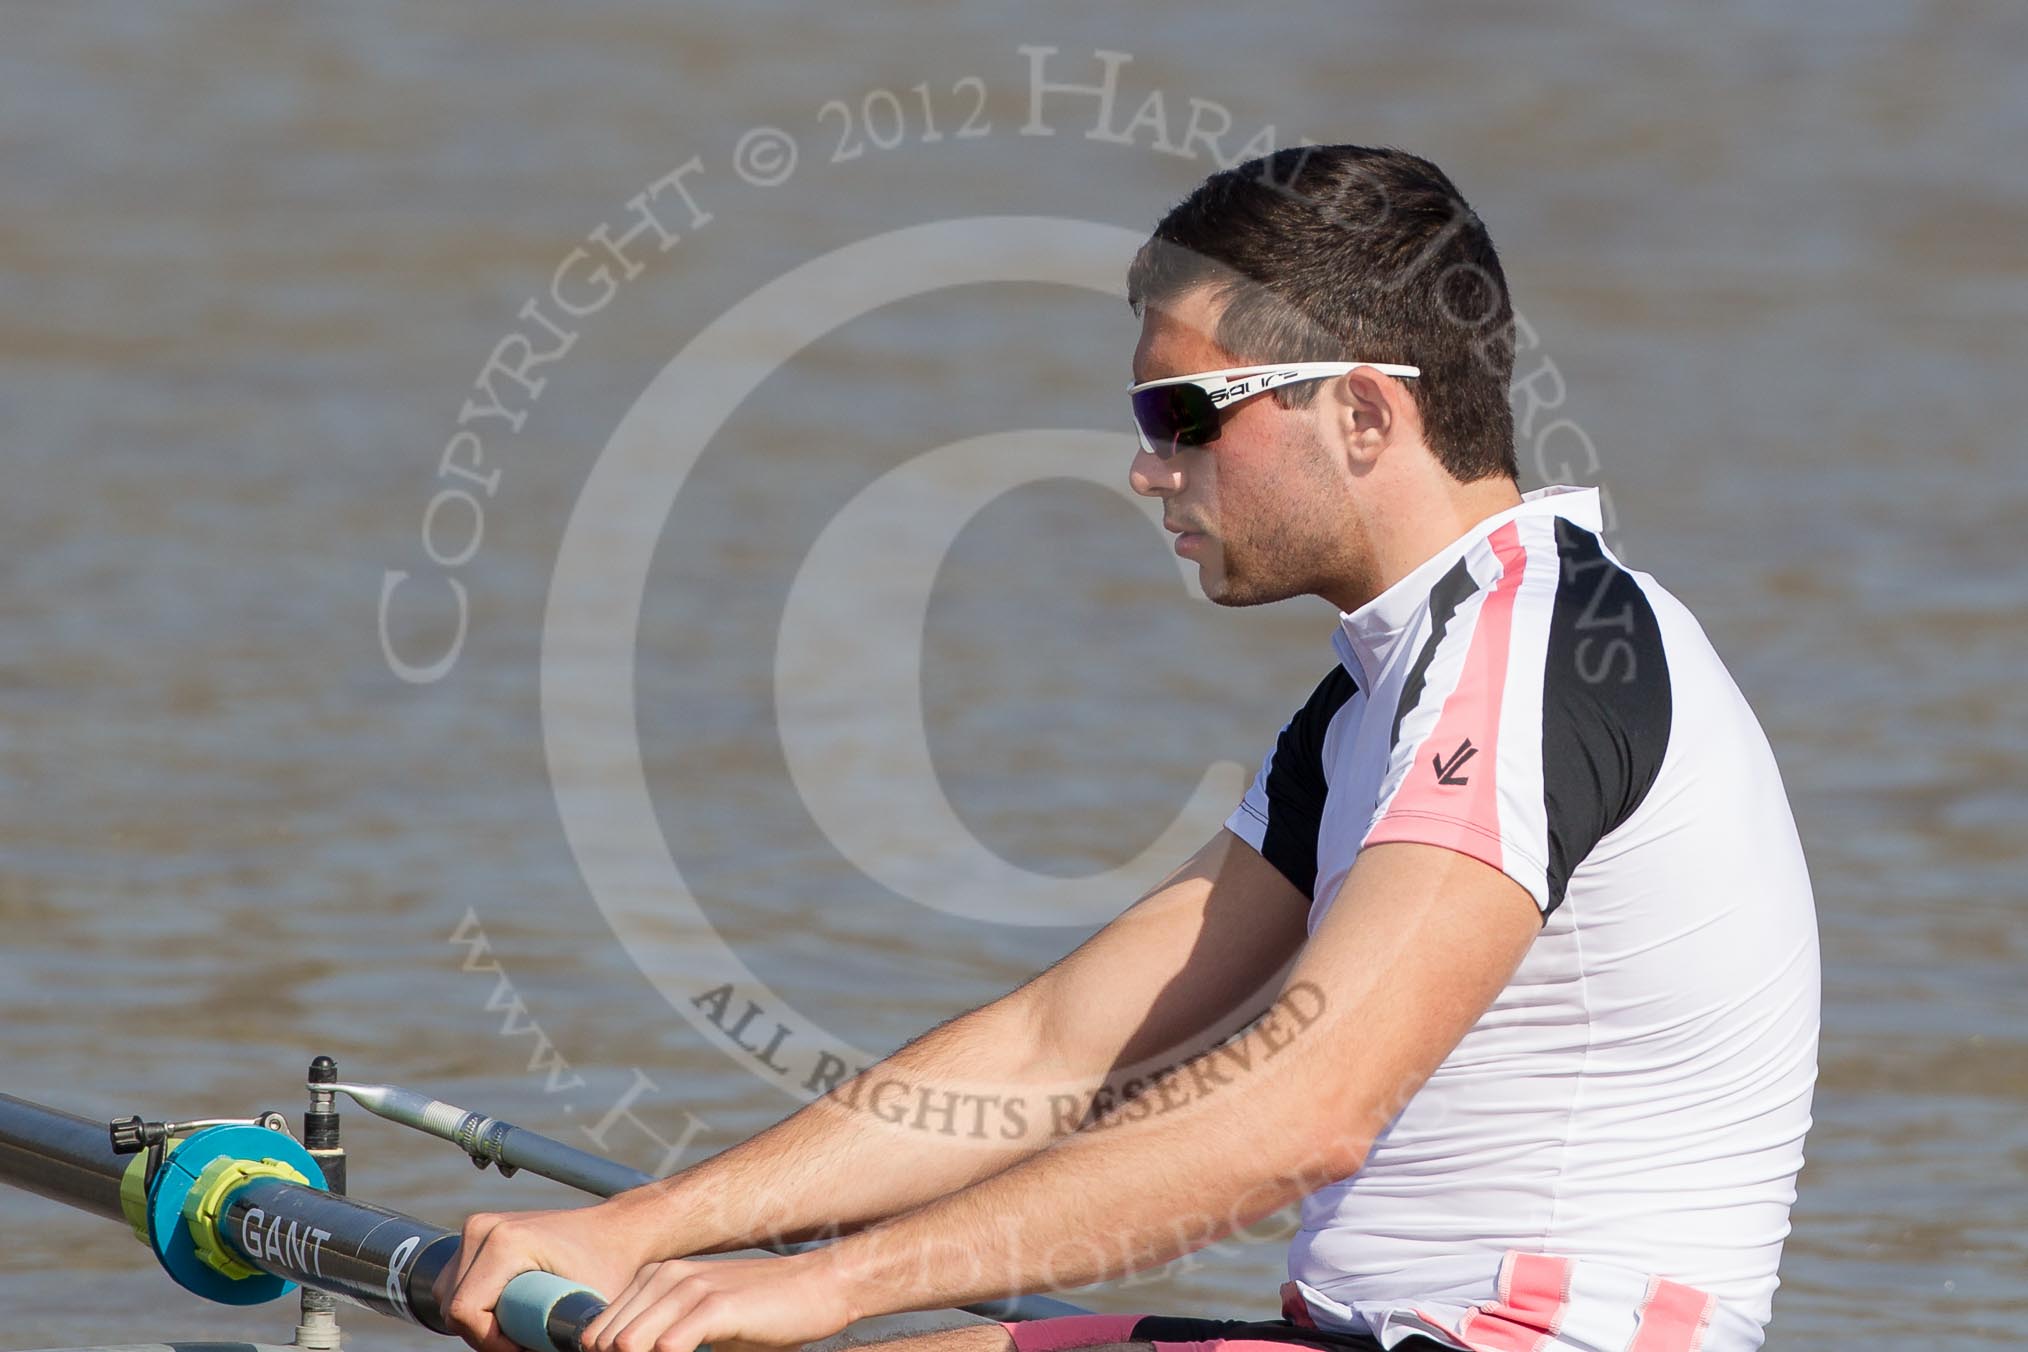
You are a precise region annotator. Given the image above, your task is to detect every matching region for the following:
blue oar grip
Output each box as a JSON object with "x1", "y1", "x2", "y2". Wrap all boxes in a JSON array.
[{"x1": 498, "y1": 1270, "x2": 605, "y2": 1352}]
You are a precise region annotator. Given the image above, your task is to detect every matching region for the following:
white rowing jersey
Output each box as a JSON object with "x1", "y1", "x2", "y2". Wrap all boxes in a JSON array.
[{"x1": 1225, "y1": 486, "x2": 1819, "y2": 1352}]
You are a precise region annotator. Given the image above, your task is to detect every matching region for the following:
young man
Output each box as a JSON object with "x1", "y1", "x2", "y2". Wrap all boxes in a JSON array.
[{"x1": 440, "y1": 147, "x2": 1819, "y2": 1352}]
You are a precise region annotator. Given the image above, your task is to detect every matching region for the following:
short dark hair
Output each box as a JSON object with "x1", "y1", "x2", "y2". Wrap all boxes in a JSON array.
[{"x1": 1127, "y1": 145, "x2": 1517, "y2": 483}]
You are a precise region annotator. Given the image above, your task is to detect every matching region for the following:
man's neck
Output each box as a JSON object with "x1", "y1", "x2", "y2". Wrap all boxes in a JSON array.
[{"x1": 1321, "y1": 475, "x2": 1524, "y2": 615}]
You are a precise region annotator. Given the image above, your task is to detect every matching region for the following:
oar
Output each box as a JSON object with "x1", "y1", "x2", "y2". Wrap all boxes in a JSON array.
[
  {"x1": 331, "y1": 1079, "x2": 1087, "y2": 1322},
  {"x1": 0, "y1": 1092, "x2": 601, "y2": 1351}
]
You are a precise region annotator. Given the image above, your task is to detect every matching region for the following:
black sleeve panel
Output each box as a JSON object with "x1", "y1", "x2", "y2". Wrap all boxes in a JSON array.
[
  {"x1": 1257, "y1": 667, "x2": 1359, "y2": 901},
  {"x1": 1540, "y1": 518, "x2": 1675, "y2": 914}
]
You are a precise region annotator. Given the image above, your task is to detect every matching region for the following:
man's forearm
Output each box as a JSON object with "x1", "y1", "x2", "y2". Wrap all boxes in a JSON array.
[
  {"x1": 818, "y1": 985, "x2": 1356, "y2": 1320},
  {"x1": 809, "y1": 845, "x2": 1541, "y2": 1322},
  {"x1": 598, "y1": 993, "x2": 1121, "y2": 1259},
  {"x1": 582, "y1": 832, "x2": 1292, "y2": 1266}
]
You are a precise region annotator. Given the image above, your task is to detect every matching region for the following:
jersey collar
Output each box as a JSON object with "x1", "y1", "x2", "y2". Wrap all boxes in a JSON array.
[{"x1": 1331, "y1": 484, "x2": 1605, "y2": 686}]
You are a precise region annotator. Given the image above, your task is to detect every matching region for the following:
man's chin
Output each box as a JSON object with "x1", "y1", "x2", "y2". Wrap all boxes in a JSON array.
[
  {"x1": 1193, "y1": 555, "x2": 1304, "y2": 608},
  {"x1": 1202, "y1": 586, "x2": 1280, "y2": 609},
  {"x1": 1196, "y1": 566, "x2": 1281, "y2": 609}
]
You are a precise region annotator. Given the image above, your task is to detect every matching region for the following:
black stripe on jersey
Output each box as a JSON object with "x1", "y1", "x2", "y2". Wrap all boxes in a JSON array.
[
  {"x1": 1257, "y1": 667, "x2": 1359, "y2": 900},
  {"x1": 1388, "y1": 556, "x2": 1480, "y2": 750},
  {"x1": 1540, "y1": 517, "x2": 1673, "y2": 913}
]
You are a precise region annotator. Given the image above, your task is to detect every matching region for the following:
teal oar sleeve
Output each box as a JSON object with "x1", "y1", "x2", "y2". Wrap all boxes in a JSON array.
[{"x1": 497, "y1": 1270, "x2": 607, "y2": 1352}]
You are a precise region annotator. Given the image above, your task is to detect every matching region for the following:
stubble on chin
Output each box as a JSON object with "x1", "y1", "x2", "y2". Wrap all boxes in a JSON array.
[
  {"x1": 1196, "y1": 543, "x2": 1273, "y2": 608},
  {"x1": 1192, "y1": 538, "x2": 1233, "y2": 605},
  {"x1": 1199, "y1": 536, "x2": 1322, "y2": 609}
]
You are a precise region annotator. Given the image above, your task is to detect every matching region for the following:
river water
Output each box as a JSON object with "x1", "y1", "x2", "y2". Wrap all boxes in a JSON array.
[{"x1": 0, "y1": 3, "x2": 2022, "y2": 1348}]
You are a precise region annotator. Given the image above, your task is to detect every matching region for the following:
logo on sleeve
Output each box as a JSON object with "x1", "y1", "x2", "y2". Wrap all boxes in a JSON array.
[{"x1": 1432, "y1": 738, "x2": 1477, "y2": 786}]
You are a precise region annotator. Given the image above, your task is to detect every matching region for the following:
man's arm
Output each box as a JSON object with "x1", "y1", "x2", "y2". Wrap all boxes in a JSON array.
[
  {"x1": 439, "y1": 828, "x2": 1310, "y2": 1351},
  {"x1": 568, "y1": 841, "x2": 1539, "y2": 1352},
  {"x1": 622, "y1": 830, "x2": 1309, "y2": 1251}
]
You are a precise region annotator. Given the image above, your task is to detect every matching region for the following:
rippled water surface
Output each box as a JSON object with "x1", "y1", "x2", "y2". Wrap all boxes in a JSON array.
[{"x1": 1, "y1": 3, "x2": 2022, "y2": 1348}]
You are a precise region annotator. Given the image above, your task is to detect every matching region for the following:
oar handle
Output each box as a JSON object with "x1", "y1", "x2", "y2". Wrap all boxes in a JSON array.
[{"x1": 497, "y1": 1270, "x2": 611, "y2": 1352}]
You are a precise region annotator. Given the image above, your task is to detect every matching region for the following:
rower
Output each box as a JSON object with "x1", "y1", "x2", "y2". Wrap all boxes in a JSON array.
[{"x1": 438, "y1": 144, "x2": 1819, "y2": 1352}]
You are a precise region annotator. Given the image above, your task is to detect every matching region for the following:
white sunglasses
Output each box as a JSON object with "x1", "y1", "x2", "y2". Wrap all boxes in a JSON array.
[{"x1": 1128, "y1": 361, "x2": 1420, "y2": 457}]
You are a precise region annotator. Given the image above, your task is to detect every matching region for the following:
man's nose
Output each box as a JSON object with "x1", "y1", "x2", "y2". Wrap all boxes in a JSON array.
[{"x1": 1129, "y1": 441, "x2": 1183, "y2": 497}]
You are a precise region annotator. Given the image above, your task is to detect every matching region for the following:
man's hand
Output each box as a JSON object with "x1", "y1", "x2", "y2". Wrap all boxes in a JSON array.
[
  {"x1": 436, "y1": 1203, "x2": 662, "y2": 1352},
  {"x1": 580, "y1": 1251, "x2": 853, "y2": 1352}
]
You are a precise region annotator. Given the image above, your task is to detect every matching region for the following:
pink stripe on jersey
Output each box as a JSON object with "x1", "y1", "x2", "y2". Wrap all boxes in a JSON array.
[
  {"x1": 997, "y1": 1315, "x2": 1145, "y2": 1352},
  {"x1": 1627, "y1": 1276, "x2": 1719, "y2": 1352},
  {"x1": 1365, "y1": 521, "x2": 1530, "y2": 871},
  {"x1": 1449, "y1": 1251, "x2": 1573, "y2": 1351}
]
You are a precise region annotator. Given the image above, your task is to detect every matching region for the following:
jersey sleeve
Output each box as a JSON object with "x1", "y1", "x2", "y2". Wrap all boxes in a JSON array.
[
  {"x1": 1226, "y1": 667, "x2": 1359, "y2": 901},
  {"x1": 1362, "y1": 516, "x2": 1673, "y2": 915}
]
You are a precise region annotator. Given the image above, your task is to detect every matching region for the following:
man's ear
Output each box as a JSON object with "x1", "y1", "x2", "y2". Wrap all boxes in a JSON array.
[{"x1": 1323, "y1": 366, "x2": 1401, "y2": 468}]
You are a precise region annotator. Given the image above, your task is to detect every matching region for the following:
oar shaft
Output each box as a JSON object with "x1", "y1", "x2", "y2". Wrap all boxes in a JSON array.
[
  {"x1": 218, "y1": 1173, "x2": 458, "y2": 1322},
  {"x1": 0, "y1": 1089, "x2": 1084, "y2": 1340},
  {"x1": 0, "y1": 1092, "x2": 129, "y2": 1224},
  {"x1": 0, "y1": 1093, "x2": 604, "y2": 1347},
  {"x1": 169, "y1": 1184, "x2": 597, "y2": 1350},
  {"x1": 328, "y1": 1082, "x2": 1089, "y2": 1322},
  {"x1": 330, "y1": 1083, "x2": 653, "y2": 1197}
]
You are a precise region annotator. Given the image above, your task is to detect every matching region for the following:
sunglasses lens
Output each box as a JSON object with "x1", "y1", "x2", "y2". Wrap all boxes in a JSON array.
[{"x1": 1131, "y1": 384, "x2": 1219, "y2": 457}]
